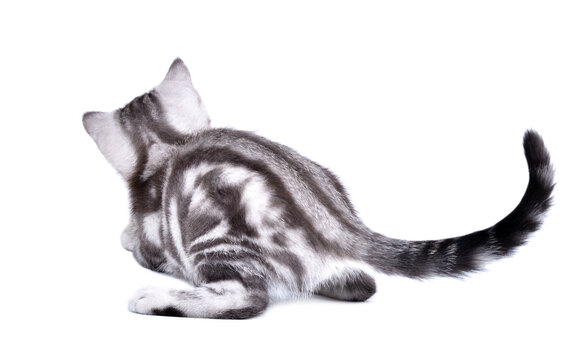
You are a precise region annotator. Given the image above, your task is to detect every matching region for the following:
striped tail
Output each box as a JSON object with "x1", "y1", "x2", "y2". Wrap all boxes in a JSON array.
[{"x1": 366, "y1": 130, "x2": 555, "y2": 278}]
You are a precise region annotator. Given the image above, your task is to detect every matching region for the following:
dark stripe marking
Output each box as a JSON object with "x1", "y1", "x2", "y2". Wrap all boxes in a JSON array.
[{"x1": 168, "y1": 145, "x2": 340, "y2": 253}]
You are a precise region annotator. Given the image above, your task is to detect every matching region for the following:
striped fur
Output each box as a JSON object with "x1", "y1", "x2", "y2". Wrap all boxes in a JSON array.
[{"x1": 83, "y1": 59, "x2": 555, "y2": 319}]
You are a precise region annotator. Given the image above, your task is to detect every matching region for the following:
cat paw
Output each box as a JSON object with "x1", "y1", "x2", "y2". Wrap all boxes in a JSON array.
[
  {"x1": 128, "y1": 286, "x2": 177, "y2": 315},
  {"x1": 121, "y1": 222, "x2": 138, "y2": 252}
]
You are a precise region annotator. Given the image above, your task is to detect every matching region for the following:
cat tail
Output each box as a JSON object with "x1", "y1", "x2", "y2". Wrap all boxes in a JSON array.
[{"x1": 365, "y1": 130, "x2": 555, "y2": 278}]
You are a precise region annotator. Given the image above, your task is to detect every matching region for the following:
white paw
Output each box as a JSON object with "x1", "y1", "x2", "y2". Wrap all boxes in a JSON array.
[
  {"x1": 128, "y1": 286, "x2": 175, "y2": 315},
  {"x1": 121, "y1": 222, "x2": 138, "y2": 252}
]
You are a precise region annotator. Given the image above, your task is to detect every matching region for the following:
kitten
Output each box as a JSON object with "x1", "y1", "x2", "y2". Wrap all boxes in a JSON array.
[{"x1": 83, "y1": 58, "x2": 554, "y2": 319}]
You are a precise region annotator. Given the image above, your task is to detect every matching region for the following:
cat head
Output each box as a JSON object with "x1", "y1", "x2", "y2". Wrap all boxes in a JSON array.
[{"x1": 83, "y1": 58, "x2": 210, "y2": 180}]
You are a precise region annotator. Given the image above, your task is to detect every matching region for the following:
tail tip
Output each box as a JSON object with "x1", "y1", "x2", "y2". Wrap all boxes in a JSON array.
[
  {"x1": 522, "y1": 129, "x2": 555, "y2": 209},
  {"x1": 523, "y1": 129, "x2": 552, "y2": 169}
]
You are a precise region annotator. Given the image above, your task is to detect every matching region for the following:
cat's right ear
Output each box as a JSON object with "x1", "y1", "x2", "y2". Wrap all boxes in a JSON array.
[
  {"x1": 163, "y1": 57, "x2": 193, "y2": 84},
  {"x1": 155, "y1": 58, "x2": 211, "y2": 136},
  {"x1": 83, "y1": 111, "x2": 138, "y2": 179}
]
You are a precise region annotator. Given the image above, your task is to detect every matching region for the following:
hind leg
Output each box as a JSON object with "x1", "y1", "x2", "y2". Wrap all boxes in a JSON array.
[
  {"x1": 128, "y1": 281, "x2": 268, "y2": 319},
  {"x1": 128, "y1": 262, "x2": 269, "y2": 319},
  {"x1": 316, "y1": 270, "x2": 377, "y2": 302}
]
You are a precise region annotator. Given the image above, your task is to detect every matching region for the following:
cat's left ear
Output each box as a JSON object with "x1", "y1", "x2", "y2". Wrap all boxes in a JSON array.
[
  {"x1": 83, "y1": 111, "x2": 138, "y2": 179},
  {"x1": 155, "y1": 58, "x2": 210, "y2": 135}
]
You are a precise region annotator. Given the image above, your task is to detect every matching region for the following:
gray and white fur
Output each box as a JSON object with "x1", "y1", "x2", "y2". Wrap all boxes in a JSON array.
[{"x1": 83, "y1": 59, "x2": 554, "y2": 319}]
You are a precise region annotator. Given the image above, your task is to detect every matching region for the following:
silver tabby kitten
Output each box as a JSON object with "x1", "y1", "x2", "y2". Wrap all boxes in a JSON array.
[{"x1": 83, "y1": 59, "x2": 554, "y2": 319}]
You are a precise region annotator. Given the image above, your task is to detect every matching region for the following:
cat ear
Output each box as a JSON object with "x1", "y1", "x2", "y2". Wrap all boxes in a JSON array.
[
  {"x1": 163, "y1": 58, "x2": 192, "y2": 84},
  {"x1": 83, "y1": 111, "x2": 137, "y2": 179},
  {"x1": 155, "y1": 58, "x2": 210, "y2": 135}
]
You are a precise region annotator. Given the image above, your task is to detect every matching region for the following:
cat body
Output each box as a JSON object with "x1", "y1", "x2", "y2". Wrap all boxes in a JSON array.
[{"x1": 83, "y1": 59, "x2": 554, "y2": 319}]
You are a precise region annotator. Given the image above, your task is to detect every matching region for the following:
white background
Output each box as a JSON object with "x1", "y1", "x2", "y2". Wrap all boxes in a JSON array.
[{"x1": 1, "y1": 1, "x2": 580, "y2": 359}]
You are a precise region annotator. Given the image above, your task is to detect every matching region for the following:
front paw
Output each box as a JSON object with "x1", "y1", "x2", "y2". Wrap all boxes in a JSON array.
[
  {"x1": 121, "y1": 223, "x2": 138, "y2": 252},
  {"x1": 128, "y1": 286, "x2": 181, "y2": 316}
]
